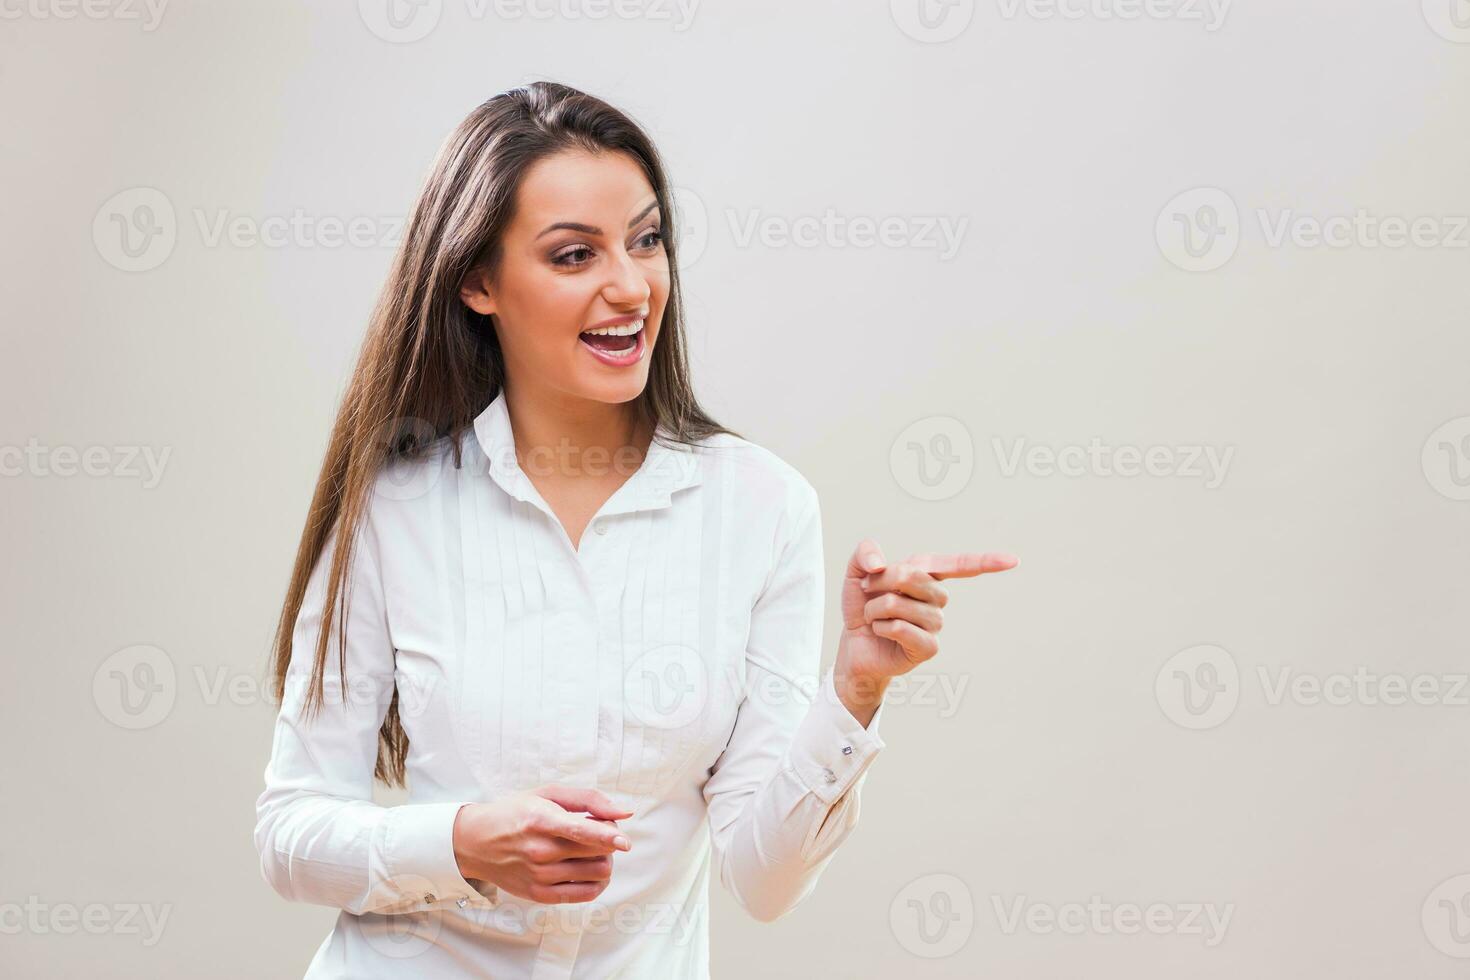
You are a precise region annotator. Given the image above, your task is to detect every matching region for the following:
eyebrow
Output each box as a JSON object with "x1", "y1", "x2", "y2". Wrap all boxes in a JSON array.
[{"x1": 534, "y1": 201, "x2": 661, "y2": 241}]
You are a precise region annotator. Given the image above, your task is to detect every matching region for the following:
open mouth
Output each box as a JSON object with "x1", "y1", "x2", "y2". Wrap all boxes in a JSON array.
[{"x1": 579, "y1": 319, "x2": 646, "y2": 365}]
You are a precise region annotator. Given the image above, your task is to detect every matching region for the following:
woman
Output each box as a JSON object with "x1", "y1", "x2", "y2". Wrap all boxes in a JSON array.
[{"x1": 253, "y1": 80, "x2": 1016, "y2": 979}]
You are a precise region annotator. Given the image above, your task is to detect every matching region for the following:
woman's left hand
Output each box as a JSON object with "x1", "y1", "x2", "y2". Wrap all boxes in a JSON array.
[{"x1": 833, "y1": 541, "x2": 1018, "y2": 723}]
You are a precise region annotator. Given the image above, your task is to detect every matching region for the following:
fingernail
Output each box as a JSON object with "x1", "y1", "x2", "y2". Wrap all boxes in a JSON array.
[
  {"x1": 864, "y1": 553, "x2": 884, "y2": 571},
  {"x1": 615, "y1": 835, "x2": 631, "y2": 850}
]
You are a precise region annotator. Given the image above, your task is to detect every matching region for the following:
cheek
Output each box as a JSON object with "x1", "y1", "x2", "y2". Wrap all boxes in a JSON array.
[
  {"x1": 535, "y1": 278, "x2": 591, "y2": 328},
  {"x1": 646, "y1": 271, "x2": 670, "y2": 321},
  {"x1": 646, "y1": 261, "x2": 670, "y2": 294},
  {"x1": 498, "y1": 278, "x2": 589, "y2": 353}
]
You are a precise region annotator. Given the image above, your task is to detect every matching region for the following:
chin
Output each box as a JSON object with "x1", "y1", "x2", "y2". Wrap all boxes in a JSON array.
[{"x1": 581, "y1": 374, "x2": 650, "y2": 405}]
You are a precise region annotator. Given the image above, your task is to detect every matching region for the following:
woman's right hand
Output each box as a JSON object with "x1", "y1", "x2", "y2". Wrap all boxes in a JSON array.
[{"x1": 452, "y1": 784, "x2": 634, "y2": 905}]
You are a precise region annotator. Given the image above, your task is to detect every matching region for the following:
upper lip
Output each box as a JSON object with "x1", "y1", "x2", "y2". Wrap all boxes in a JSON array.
[{"x1": 585, "y1": 312, "x2": 647, "y2": 331}]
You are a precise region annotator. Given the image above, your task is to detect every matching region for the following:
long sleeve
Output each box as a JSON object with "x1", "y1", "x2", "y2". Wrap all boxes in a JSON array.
[
  {"x1": 701, "y1": 480, "x2": 887, "y2": 923},
  {"x1": 252, "y1": 506, "x2": 495, "y2": 915}
]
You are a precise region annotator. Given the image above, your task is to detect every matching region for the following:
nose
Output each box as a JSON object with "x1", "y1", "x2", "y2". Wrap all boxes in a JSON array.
[{"x1": 601, "y1": 246, "x2": 651, "y2": 310}]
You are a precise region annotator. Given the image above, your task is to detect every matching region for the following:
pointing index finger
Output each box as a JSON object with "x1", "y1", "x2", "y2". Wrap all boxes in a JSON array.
[{"x1": 912, "y1": 552, "x2": 1019, "y2": 580}]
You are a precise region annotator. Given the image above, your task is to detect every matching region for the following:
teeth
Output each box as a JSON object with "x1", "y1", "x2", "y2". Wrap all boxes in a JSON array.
[{"x1": 583, "y1": 319, "x2": 643, "y2": 336}]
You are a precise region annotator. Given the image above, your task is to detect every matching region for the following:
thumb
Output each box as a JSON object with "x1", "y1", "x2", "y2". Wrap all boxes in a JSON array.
[
  {"x1": 847, "y1": 539, "x2": 886, "y2": 579},
  {"x1": 534, "y1": 784, "x2": 635, "y2": 819}
]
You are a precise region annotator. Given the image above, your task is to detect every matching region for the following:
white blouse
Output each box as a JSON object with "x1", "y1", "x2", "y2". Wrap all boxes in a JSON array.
[{"x1": 253, "y1": 387, "x2": 887, "y2": 979}]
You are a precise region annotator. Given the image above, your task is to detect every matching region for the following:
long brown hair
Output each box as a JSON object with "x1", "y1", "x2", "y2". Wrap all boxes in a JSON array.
[{"x1": 268, "y1": 80, "x2": 736, "y2": 787}]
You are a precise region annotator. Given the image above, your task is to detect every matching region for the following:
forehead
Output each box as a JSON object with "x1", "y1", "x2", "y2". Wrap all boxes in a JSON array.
[{"x1": 512, "y1": 148, "x2": 658, "y2": 229}]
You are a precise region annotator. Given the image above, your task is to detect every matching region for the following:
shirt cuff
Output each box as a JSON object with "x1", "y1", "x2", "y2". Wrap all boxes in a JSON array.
[
  {"x1": 786, "y1": 665, "x2": 887, "y2": 806},
  {"x1": 384, "y1": 802, "x2": 500, "y2": 909}
]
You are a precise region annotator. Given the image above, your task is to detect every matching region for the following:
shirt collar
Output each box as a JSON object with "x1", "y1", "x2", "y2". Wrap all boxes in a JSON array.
[{"x1": 471, "y1": 387, "x2": 704, "y2": 518}]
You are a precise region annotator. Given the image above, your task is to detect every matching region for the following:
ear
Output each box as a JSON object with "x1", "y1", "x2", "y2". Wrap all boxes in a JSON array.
[{"x1": 459, "y1": 266, "x2": 497, "y2": 317}]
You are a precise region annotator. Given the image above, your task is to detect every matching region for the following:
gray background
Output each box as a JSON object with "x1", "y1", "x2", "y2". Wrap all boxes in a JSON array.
[{"x1": 3, "y1": 0, "x2": 1469, "y2": 976}]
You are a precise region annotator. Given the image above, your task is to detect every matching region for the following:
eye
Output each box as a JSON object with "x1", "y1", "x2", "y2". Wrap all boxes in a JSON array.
[
  {"x1": 551, "y1": 245, "x2": 594, "y2": 268},
  {"x1": 551, "y1": 227, "x2": 663, "y2": 269},
  {"x1": 636, "y1": 226, "x2": 664, "y2": 251}
]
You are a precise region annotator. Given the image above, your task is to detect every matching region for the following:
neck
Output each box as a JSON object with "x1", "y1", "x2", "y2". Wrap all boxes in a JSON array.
[{"x1": 500, "y1": 382, "x2": 652, "y2": 481}]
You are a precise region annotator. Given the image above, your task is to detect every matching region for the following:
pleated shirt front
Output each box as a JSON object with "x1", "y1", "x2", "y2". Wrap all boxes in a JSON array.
[{"x1": 254, "y1": 388, "x2": 887, "y2": 979}]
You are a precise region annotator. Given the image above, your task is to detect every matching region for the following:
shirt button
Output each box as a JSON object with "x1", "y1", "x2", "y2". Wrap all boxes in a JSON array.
[
  {"x1": 842, "y1": 745, "x2": 853, "y2": 755},
  {"x1": 456, "y1": 897, "x2": 469, "y2": 908},
  {"x1": 594, "y1": 521, "x2": 608, "y2": 535},
  {"x1": 822, "y1": 767, "x2": 837, "y2": 784}
]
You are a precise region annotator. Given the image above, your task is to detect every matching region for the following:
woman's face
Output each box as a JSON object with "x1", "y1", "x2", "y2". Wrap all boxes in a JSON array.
[{"x1": 460, "y1": 147, "x2": 668, "y2": 407}]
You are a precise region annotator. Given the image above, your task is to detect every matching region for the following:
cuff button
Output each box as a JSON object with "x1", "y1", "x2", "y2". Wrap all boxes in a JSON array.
[
  {"x1": 822, "y1": 767, "x2": 837, "y2": 783},
  {"x1": 456, "y1": 897, "x2": 469, "y2": 908},
  {"x1": 424, "y1": 893, "x2": 436, "y2": 904},
  {"x1": 842, "y1": 745, "x2": 853, "y2": 755}
]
